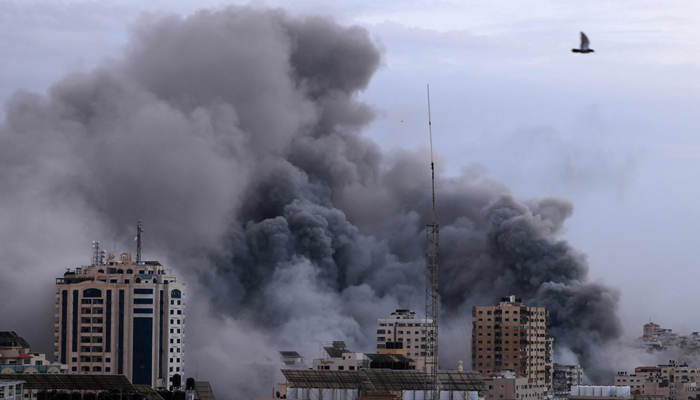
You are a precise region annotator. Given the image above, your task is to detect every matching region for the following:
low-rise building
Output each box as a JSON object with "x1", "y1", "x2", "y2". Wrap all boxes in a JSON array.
[
  {"x1": 483, "y1": 371, "x2": 542, "y2": 400},
  {"x1": 0, "y1": 332, "x2": 67, "y2": 374},
  {"x1": 312, "y1": 342, "x2": 369, "y2": 371},
  {"x1": 615, "y1": 361, "x2": 700, "y2": 400},
  {"x1": 0, "y1": 380, "x2": 24, "y2": 400}
]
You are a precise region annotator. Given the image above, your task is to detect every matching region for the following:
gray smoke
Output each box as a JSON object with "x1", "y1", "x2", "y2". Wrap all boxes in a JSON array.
[{"x1": 0, "y1": 6, "x2": 623, "y2": 397}]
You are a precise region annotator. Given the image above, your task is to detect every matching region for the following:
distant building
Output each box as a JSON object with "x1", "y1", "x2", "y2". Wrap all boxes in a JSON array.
[
  {"x1": 643, "y1": 322, "x2": 661, "y2": 338},
  {"x1": 552, "y1": 363, "x2": 583, "y2": 393},
  {"x1": 376, "y1": 309, "x2": 434, "y2": 372},
  {"x1": 0, "y1": 332, "x2": 67, "y2": 374},
  {"x1": 471, "y1": 295, "x2": 553, "y2": 394},
  {"x1": 615, "y1": 361, "x2": 700, "y2": 400},
  {"x1": 55, "y1": 240, "x2": 185, "y2": 388}
]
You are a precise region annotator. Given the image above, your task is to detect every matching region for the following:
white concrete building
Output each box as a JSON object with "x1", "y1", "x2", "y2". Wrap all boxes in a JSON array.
[
  {"x1": 376, "y1": 309, "x2": 434, "y2": 372},
  {"x1": 0, "y1": 380, "x2": 24, "y2": 400},
  {"x1": 55, "y1": 245, "x2": 185, "y2": 389}
]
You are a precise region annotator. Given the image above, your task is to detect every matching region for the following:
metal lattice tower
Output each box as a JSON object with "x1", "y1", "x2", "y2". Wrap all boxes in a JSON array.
[
  {"x1": 424, "y1": 84, "x2": 439, "y2": 400},
  {"x1": 136, "y1": 218, "x2": 143, "y2": 263}
]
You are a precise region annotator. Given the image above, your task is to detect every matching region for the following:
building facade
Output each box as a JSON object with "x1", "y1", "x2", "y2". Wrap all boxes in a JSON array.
[
  {"x1": 376, "y1": 309, "x2": 435, "y2": 372},
  {"x1": 55, "y1": 249, "x2": 185, "y2": 388},
  {"x1": 471, "y1": 296, "x2": 552, "y2": 394},
  {"x1": 0, "y1": 332, "x2": 67, "y2": 374}
]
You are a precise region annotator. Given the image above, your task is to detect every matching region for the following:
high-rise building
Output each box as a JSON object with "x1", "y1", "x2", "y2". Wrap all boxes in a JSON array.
[
  {"x1": 376, "y1": 309, "x2": 435, "y2": 372},
  {"x1": 55, "y1": 246, "x2": 185, "y2": 388},
  {"x1": 471, "y1": 295, "x2": 552, "y2": 395}
]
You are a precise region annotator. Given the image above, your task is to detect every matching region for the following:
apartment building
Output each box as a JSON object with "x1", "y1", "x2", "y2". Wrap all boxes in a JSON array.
[
  {"x1": 55, "y1": 247, "x2": 185, "y2": 388},
  {"x1": 376, "y1": 309, "x2": 435, "y2": 372},
  {"x1": 471, "y1": 296, "x2": 552, "y2": 394}
]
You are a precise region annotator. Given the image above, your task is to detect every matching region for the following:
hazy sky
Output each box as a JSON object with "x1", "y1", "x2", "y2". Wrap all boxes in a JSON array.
[{"x1": 3, "y1": 0, "x2": 700, "y2": 364}]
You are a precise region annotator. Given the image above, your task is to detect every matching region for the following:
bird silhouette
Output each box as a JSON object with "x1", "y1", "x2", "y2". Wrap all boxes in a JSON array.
[{"x1": 572, "y1": 32, "x2": 594, "y2": 53}]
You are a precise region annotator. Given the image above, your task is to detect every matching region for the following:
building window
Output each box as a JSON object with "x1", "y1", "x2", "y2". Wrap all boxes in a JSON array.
[
  {"x1": 105, "y1": 367, "x2": 111, "y2": 372},
  {"x1": 72, "y1": 367, "x2": 77, "y2": 371},
  {"x1": 171, "y1": 289, "x2": 182, "y2": 299}
]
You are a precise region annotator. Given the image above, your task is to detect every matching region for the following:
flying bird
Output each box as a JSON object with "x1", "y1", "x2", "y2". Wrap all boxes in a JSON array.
[{"x1": 572, "y1": 32, "x2": 594, "y2": 53}]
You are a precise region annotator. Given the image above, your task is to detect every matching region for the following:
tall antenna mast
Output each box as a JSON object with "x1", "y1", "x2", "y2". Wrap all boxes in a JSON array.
[
  {"x1": 424, "y1": 84, "x2": 440, "y2": 400},
  {"x1": 136, "y1": 218, "x2": 143, "y2": 263}
]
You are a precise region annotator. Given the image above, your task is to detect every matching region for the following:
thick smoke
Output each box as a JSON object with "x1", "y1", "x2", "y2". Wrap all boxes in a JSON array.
[{"x1": 0, "y1": 6, "x2": 624, "y2": 398}]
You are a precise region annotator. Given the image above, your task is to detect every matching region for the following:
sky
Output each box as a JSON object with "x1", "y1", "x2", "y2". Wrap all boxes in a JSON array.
[{"x1": 2, "y1": 0, "x2": 700, "y2": 393}]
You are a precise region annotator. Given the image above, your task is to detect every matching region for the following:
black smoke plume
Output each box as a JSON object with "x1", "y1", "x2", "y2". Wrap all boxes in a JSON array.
[{"x1": 0, "y1": 6, "x2": 623, "y2": 397}]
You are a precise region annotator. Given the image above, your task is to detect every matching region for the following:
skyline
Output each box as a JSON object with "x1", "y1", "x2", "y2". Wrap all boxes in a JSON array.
[{"x1": 2, "y1": 1, "x2": 700, "y2": 399}]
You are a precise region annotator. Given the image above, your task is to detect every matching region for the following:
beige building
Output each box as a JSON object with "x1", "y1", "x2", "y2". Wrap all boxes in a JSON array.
[
  {"x1": 643, "y1": 323, "x2": 661, "y2": 338},
  {"x1": 471, "y1": 296, "x2": 552, "y2": 394},
  {"x1": 376, "y1": 310, "x2": 435, "y2": 372},
  {"x1": 615, "y1": 362, "x2": 700, "y2": 400},
  {"x1": 55, "y1": 244, "x2": 185, "y2": 389},
  {"x1": 483, "y1": 371, "x2": 543, "y2": 400}
]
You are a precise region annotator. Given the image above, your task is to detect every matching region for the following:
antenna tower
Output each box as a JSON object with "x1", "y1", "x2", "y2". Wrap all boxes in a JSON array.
[
  {"x1": 91, "y1": 241, "x2": 106, "y2": 265},
  {"x1": 136, "y1": 218, "x2": 143, "y2": 263},
  {"x1": 424, "y1": 84, "x2": 439, "y2": 400},
  {"x1": 92, "y1": 241, "x2": 101, "y2": 265}
]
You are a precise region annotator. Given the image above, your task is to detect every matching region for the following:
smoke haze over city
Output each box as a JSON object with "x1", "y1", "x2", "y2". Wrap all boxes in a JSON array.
[{"x1": 2, "y1": 2, "x2": 700, "y2": 399}]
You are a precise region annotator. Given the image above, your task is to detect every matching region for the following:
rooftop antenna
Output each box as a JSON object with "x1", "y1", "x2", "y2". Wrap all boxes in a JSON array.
[
  {"x1": 424, "y1": 84, "x2": 439, "y2": 400},
  {"x1": 135, "y1": 218, "x2": 143, "y2": 263},
  {"x1": 91, "y1": 241, "x2": 101, "y2": 265},
  {"x1": 91, "y1": 241, "x2": 105, "y2": 265}
]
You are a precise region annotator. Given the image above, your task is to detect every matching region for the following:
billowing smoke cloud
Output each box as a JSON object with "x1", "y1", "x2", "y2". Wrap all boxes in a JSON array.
[{"x1": 0, "y1": 6, "x2": 624, "y2": 398}]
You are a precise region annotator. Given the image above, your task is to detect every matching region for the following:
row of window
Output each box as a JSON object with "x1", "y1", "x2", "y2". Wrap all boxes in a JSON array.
[
  {"x1": 73, "y1": 366, "x2": 110, "y2": 372},
  {"x1": 79, "y1": 356, "x2": 109, "y2": 362},
  {"x1": 71, "y1": 357, "x2": 110, "y2": 363},
  {"x1": 81, "y1": 318, "x2": 103, "y2": 324},
  {"x1": 377, "y1": 337, "x2": 426, "y2": 343}
]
